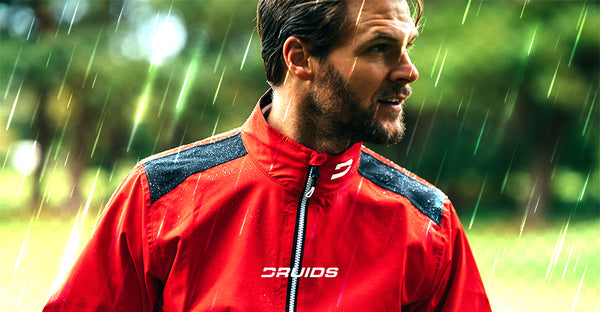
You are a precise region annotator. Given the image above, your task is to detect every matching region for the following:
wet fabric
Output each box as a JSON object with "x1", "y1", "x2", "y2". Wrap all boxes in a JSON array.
[{"x1": 44, "y1": 91, "x2": 491, "y2": 311}]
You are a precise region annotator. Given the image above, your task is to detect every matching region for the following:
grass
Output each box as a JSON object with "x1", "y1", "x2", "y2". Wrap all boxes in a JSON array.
[
  {"x1": 1, "y1": 212, "x2": 598, "y2": 311},
  {"x1": 467, "y1": 216, "x2": 599, "y2": 311},
  {"x1": 1, "y1": 215, "x2": 96, "y2": 312}
]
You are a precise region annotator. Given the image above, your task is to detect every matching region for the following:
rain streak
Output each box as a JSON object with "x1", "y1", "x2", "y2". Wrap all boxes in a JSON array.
[{"x1": 0, "y1": 0, "x2": 597, "y2": 311}]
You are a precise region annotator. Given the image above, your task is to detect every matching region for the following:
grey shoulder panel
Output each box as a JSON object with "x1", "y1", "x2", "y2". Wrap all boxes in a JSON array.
[
  {"x1": 142, "y1": 133, "x2": 247, "y2": 203},
  {"x1": 358, "y1": 151, "x2": 444, "y2": 226}
]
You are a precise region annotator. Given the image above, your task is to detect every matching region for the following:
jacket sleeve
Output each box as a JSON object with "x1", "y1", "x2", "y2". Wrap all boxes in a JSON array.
[
  {"x1": 43, "y1": 164, "x2": 161, "y2": 312},
  {"x1": 420, "y1": 202, "x2": 492, "y2": 312}
]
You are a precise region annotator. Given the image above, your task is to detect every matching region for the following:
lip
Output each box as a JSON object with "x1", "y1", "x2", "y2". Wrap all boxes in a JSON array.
[{"x1": 377, "y1": 95, "x2": 407, "y2": 109}]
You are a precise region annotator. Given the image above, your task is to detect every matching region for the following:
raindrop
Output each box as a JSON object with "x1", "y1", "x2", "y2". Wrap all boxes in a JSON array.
[
  {"x1": 486, "y1": 249, "x2": 500, "y2": 289},
  {"x1": 561, "y1": 242, "x2": 575, "y2": 280},
  {"x1": 581, "y1": 88, "x2": 597, "y2": 136},
  {"x1": 473, "y1": 108, "x2": 489, "y2": 156},
  {"x1": 501, "y1": 143, "x2": 518, "y2": 194},
  {"x1": 434, "y1": 49, "x2": 448, "y2": 88},
  {"x1": 158, "y1": 68, "x2": 176, "y2": 117},
  {"x1": 91, "y1": 89, "x2": 111, "y2": 158},
  {"x1": 211, "y1": 110, "x2": 222, "y2": 137},
  {"x1": 176, "y1": 58, "x2": 199, "y2": 114},
  {"x1": 6, "y1": 80, "x2": 23, "y2": 131},
  {"x1": 461, "y1": 0, "x2": 472, "y2": 25},
  {"x1": 569, "y1": 6, "x2": 587, "y2": 67},
  {"x1": 355, "y1": 0, "x2": 366, "y2": 26},
  {"x1": 214, "y1": 15, "x2": 233, "y2": 74},
  {"x1": 82, "y1": 29, "x2": 103, "y2": 88},
  {"x1": 527, "y1": 23, "x2": 538, "y2": 56},
  {"x1": 547, "y1": 57, "x2": 562, "y2": 99},
  {"x1": 240, "y1": 32, "x2": 254, "y2": 71},
  {"x1": 469, "y1": 174, "x2": 487, "y2": 230},
  {"x1": 430, "y1": 41, "x2": 443, "y2": 78},
  {"x1": 213, "y1": 66, "x2": 227, "y2": 106},
  {"x1": 546, "y1": 217, "x2": 570, "y2": 283},
  {"x1": 128, "y1": 67, "x2": 157, "y2": 152},
  {"x1": 58, "y1": 44, "x2": 78, "y2": 100},
  {"x1": 520, "y1": 0, "x2": 529, "y2": 19},
  {"x1": 4, "y1": 46, "x2": 22, "y2": 100},
  {"x1": 13, "y1": 216, "x2": 34, "y2": 276},
  {"x1": 570, "y1": 263, "x2": 588, "y2": 311},
  {"x1": 67, "y1": 0, "x2": 80, "y2": 35}
]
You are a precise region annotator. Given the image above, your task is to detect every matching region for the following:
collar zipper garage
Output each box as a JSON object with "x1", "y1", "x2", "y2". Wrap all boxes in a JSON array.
[{"x1": 286, "y1": 165, "x2": 319, "y2": 312}]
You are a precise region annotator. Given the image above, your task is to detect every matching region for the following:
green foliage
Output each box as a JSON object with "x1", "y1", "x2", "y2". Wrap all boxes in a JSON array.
[
  {"x1": 467, "y1": 217, "x2": 599, "y2": 311},
  {"x1": 376, "y1": 0, "x2": 599, "y2": 217},
  {"x1": 0, "y1": 0, "x2": 597, "y2": 217}
]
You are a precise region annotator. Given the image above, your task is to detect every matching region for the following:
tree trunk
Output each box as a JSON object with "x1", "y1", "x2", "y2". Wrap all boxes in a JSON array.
[{"x1": 31, "y1": 87, "x2": 51, "y2": 213}]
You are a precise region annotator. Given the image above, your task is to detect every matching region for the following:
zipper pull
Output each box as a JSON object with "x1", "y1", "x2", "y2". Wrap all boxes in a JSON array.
[
  {"x1": 312, "y1": 166, "x2": 320, "y2": 180},
  {"x1": 305, "y1": 187, "x2": 315, "y2": 198},
  {"x1": 305, "y1": 166, "x2": 319, "y2": 198}
]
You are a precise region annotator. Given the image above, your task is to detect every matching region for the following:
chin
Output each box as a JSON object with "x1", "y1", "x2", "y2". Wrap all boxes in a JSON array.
[
  {"x1": 380, "y1": 116, "x2": 405, "y2": 135},
  {"x1": 362, "y1": 120, "x2": 405, "y2": 146}
]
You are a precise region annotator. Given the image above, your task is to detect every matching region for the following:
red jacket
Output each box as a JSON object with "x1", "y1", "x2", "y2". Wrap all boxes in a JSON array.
[{"x1": 44, "y1": 91, "x2": 491, "y2": 311}]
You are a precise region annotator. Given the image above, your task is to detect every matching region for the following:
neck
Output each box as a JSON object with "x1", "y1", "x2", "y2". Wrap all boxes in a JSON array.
[{"x1": 267, "y1": 87, "x2": 355, "y2": 155}]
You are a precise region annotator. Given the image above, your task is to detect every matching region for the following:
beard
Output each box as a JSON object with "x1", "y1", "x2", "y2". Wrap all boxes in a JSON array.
[{"x1": 302, "y1": 61, "x2": 409, "y2": 147}]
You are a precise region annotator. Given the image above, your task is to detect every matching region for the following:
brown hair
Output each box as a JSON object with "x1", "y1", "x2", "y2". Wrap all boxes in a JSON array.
[{"x1": 257, "y1": 0, "x2": 423, "y2": 86}]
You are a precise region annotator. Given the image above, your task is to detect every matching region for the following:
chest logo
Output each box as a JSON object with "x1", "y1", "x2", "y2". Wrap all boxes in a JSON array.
[
  {"x1": 331, "y1": 159, "x2": 353, "y2": 180},
  {"x1": 261, "y1": 267, "x2": 338, "y2": 278}
]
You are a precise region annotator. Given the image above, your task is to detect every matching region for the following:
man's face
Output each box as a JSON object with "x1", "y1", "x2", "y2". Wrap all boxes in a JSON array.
[{"x1": 308, "y1": 0, "x2": 419, "y2": 145}]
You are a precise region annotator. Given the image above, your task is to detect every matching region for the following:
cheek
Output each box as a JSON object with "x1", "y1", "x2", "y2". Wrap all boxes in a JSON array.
[{"x1": 348, "y1": 66, "x2": 387, "y2": 100}]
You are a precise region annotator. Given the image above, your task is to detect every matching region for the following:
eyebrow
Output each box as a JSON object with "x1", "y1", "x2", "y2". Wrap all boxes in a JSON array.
[{"x1": 361, "y1": 31, "x2": 420, "y2": 48}]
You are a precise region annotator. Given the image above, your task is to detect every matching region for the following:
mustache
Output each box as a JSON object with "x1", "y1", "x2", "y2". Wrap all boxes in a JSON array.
[{"x1": 376, "y1": 84, "x2": 412, "y2": 99}]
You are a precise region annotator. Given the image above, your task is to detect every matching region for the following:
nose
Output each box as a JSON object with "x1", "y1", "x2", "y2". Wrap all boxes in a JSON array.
[{"x1": 389, "y1": 51, "x2": 419, "y2": 84}]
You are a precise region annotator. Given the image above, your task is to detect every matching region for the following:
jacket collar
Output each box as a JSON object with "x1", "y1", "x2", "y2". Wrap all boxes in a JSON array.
[{"x1": 241, "y1": 89, "x2": 362, "y2": 195}]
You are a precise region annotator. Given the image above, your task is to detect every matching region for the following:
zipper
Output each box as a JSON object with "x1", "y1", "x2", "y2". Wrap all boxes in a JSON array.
[{"x1": 286, "y1": 165, "x2": 319, "y2": 312}]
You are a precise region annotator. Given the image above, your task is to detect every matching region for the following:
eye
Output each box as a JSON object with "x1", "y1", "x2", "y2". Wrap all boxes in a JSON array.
[{"x1": 369, "y1": 44, "x2": 388, "y2": 53}]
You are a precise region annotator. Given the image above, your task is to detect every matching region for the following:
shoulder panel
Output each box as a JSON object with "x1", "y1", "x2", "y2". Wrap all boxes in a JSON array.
[
  {"x1": 358, "y1": 151, "x2": 444, "y2": 226},
  {"x1": 142, "y1": 132, "x2": 247, "y2": 203}
]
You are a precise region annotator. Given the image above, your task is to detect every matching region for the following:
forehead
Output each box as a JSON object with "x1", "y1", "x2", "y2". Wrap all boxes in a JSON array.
[{"x1": 343, "y1": 0, "x2": 417, "y2": 42}]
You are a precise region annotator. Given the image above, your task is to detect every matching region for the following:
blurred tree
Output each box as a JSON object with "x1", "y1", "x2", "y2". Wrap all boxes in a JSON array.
[
  {"x1": 389, "y1": 0, "x2": 599, "y2": 220},
  {"x1": 0, "y1": 0, "x2": 265, "y2": 211},
  {"x1": 0, "y1": 0, "x2": 597, "y2": 220}
]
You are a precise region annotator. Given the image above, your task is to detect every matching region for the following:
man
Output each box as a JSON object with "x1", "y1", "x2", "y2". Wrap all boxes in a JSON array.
[{"x1": 44, "y1": 0, "x2": 491, "y2": 311}]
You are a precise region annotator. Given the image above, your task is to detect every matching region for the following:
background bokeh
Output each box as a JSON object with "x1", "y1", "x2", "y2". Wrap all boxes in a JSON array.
[{"x1": 0, "y1": 0, "x2": 598, "y2": 311}]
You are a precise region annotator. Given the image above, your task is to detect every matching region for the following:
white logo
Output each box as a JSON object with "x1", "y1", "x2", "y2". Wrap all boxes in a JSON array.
[
  {"x1": 261, "y1": 267, "x2": 339, "y2": 278},
  {"x1": 331, "y1": 159, "x2": 353, "y2": 180}
]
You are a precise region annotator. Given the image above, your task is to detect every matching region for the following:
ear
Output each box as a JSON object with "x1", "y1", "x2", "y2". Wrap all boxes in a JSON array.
[{"x1": 282, "y1": 36, "x2": 313, "y2": 82}]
